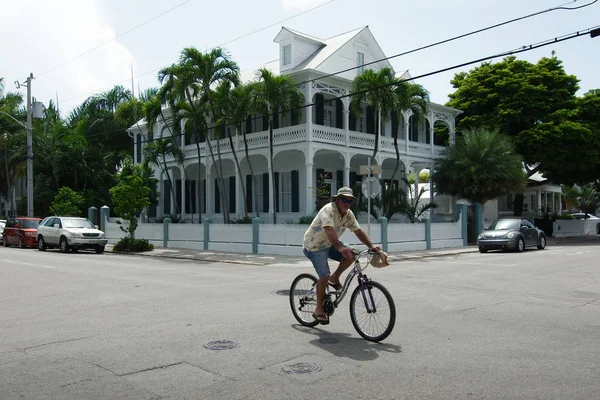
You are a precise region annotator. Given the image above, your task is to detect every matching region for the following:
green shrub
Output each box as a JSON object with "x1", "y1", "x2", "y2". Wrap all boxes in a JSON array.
[
  {"x1": 298, "y1": 215, "x2": 315, "y2": 224},
  {"x1": 554, "y1": 214, "x2": 574, "y2": 220},
  {"x1": 230, "y1": 216, "x2": 253, "y2": 224},
  {"x1": 113, "y1": 237, "x2": 154, "y2": 252}
]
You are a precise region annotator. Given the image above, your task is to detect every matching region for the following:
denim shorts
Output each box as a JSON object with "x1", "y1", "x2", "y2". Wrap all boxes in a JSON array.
[{"x1": 303, "y1": 246, "x2": 344, "y2": 278}]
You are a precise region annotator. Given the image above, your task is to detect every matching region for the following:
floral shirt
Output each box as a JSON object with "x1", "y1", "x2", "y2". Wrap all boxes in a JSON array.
[{"x1": 303, "y1": 202, "x2": 361, "y2": 251}]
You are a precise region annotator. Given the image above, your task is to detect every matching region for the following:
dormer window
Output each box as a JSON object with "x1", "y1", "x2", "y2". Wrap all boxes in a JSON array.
[
  {"x1": 356, "y1": 51, "x2": 365, "y2": 74},
  {"x1": 283, "y1": 44, "x2": 292, "y2": 66}
]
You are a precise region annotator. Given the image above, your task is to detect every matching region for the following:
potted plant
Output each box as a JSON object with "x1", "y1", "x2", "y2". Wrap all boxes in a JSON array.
[{"x1": 310, "y1": 178, "x2": 331, "y2": 211}]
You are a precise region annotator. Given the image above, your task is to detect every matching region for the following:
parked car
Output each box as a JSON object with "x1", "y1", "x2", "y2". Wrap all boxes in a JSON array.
[
  {"x1": 478, "y1": 218, "x2": 546, "y2": 253},
  {"x1": 0, "y1": 220, "x2": 6, "y2": 245},
  {"x1": 37, "y1": 216, "x2": 107, "y2": 253},
  {"x1": 569, "y1": 213, "x2": 600, "y2": 234},
  {"x1": 2, "y1": 217, "x2": 43, "y2": 248}
]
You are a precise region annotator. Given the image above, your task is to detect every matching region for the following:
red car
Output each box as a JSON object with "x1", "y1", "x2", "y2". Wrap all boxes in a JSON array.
[{"x1": 2, "y1": 217, "x2": 42, "y2": 248}]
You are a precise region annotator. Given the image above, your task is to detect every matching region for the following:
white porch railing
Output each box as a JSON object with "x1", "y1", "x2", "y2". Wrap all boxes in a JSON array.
[{"x1": 313, "y1": 126, "x2": 345, "y2": 145}]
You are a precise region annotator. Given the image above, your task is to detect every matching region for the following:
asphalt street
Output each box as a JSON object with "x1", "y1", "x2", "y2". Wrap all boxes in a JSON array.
[{"x1": 1, "y1": 241, "x2": 599, "y2": 399}]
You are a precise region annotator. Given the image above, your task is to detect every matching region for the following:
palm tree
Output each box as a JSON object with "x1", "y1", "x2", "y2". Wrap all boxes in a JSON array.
[
  {"x1": 0, "y1": 78, "x2": 25, "y2": 215},
  {"x1": 350, "y1": 68, "x2": 396, "y2": 161},
  {"x1": 563, "y1": 184, "x2": 599, "y2": 216},
  {"x1": 175, "y1": 47, "x2": 240, "y2": 223},
  {"x1": 432, "y1": 128, "x2": 527, "y2": 205},
  {"x1": 143, "y1": 138, "x2": 184, "y2": 216},
  {"x1": 213, "y1": 81, "x2": 249, "y2": 219},
  {"x1": 251, "y1": 68, "x2": 304, "y2": 224}
]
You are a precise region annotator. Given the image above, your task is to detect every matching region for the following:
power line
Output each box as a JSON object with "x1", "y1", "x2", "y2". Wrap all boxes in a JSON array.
[
  {"x1": 37, "y1": 0, "x2": 192, "y2": 78},
  {"x1": 56, "y1": 0, "x2": 596, "y2": 113},
  {"x1": 82, "y1": 25, "x2": 599, "y2": 153},
  {"x1": 55, "y1": 0, "x2": 340, "y2": 107}
]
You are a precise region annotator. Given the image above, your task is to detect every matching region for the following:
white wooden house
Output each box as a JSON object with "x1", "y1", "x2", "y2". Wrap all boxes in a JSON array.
[{"x1": 129, "y1": 26, "x2": 462, "y2": 222}]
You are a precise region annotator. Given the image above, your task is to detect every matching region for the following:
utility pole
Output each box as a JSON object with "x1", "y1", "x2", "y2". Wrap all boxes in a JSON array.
[{"x1": 25, "y1": 73, "x2": 34, "y2": 217}]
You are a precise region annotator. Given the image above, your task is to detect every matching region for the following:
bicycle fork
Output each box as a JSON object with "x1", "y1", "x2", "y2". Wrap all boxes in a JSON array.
[{"x1": 359, "y1": 277, "x2": 377, "y2": 313}]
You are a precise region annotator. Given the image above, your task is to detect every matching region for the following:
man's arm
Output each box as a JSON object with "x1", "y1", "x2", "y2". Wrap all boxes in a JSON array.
[
  {"x1": 323, "y1": 226, "x2": 354, "y2": 259},
  {"x1": 354, "y1": 228, "x2": 380, "y2": 251}
]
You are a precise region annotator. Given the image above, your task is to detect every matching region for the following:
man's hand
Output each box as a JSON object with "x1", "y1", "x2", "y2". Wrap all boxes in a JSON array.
[
  {"x1": 338, "y1": 246, "x2": 354, "y2": 261},
  {"x1": 370, "y1": 245, "x2": 382, "y2": 252}
]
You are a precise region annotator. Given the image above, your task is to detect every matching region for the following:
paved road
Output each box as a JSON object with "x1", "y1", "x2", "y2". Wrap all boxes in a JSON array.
[{"x1": 1, "y1": 242, "x2": 599, "y2": 399}]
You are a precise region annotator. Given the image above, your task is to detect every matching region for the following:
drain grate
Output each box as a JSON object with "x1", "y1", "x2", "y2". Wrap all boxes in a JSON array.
[
  {"x1": 204, "y1": 340, "x2": 237, "y2": 350},
  {"x1": 282, "y1": 362, "x2": 322, "y2": 374},
  {"x1": 319, "y1": 337, "x2": 339, "y2": 344},
  {"x1": 276, "y1": 290, "x2": 291, "y2": 296}
]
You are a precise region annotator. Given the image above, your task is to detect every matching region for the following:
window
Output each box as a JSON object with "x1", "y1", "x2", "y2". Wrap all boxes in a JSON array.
[
  {"x1": 280, "y1": 172, "x2": 292, "y2": 212},
  {"x1": 356, "y1": 51, "x2": 365, "y2": 74},
  {"x1": 283, "y1": 44, "x2": 292, "y2": 66}
]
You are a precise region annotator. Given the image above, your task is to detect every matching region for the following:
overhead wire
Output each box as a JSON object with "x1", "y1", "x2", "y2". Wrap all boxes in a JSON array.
[
  {"x1": 79, "y1": 24, "x2": 599, "y2": 155},
  {"x1": 55, "y1": 0, "x2": 595, "y2": 109}
]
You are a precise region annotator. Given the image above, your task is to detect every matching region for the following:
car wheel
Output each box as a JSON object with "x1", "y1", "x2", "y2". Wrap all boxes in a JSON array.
[
  {"x1": 95, "y1": 246, "x2": 105, "y2": 254},
  {"x1": 18, "y1": 236, "x2": 25, "y2": 249},
  {"x1": 59, "y1": 237, "x2": 70, "y2": 253},
  {"x1": 478, "y1": 246, "x2": 488, "y2": 253},
  {"x1": 38, "y1": 236, "x2": 47, "y2": 251},
  {"x1": 515, "y1": 238, "x2": 525, "y2": 252},
  {"x1": 537, "y1": 235, "x2": 546, "y2": 250}
]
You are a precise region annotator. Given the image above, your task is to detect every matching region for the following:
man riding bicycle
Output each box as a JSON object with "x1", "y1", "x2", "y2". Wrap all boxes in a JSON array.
[{"x1": 303, "y1": 186, "x2": 381, "y2": 324}]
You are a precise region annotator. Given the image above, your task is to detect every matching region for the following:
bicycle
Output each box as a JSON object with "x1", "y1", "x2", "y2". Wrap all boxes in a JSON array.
[{"x1": 289, "y1": 248, "x2": 396, "y2": 342}]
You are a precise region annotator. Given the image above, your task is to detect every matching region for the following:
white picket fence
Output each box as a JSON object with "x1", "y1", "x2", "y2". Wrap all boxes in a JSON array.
[
  {"x1": 104, "y1": 215, "x2": 464, "y2": 256},
  {"x1": 553, "y1": 219, "x2": 598, "y2": 237}
]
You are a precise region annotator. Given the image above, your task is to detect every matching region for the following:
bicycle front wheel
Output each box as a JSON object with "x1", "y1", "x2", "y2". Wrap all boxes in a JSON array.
[
  {"x1": 289, "y1": 273, "x2": 319, "y2": 327},
  {"x1": 349, "y1": 280, "x2": 396, "y2": 342}
]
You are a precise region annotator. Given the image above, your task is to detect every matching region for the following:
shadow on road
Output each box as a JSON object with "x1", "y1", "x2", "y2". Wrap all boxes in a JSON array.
[{"x1": 291, "y1": 324, "x2": 402, "y2": 361}]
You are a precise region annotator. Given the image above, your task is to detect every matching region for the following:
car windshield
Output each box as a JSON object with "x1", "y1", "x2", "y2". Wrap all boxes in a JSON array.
[
  {"x1": 488, "y1": 219, "x2": 519, "y2": 230},
  {"x1": 21, "y1": 220, "x2": 40, "y2": 229},
  {"x1": 62, "y1": 218, "x2": 95, "y2": 229}
]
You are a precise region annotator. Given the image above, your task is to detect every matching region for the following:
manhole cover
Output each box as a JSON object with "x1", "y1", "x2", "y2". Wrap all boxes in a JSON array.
[
  {"x1": 276, "y1": 289, "x2": 312, "y2": 296},
  {"x1": 204, "y1": 340, "x2": 237, "y2": 350},
  {"x1": 275, "y1": 290, "x2": 290, "y2": 296},
  {"x1": 282, "y1": 362, "x2": 322, "y2": 374},
  {"x1": 319, "y1": 337, "x2": 339, "y2": 344}
]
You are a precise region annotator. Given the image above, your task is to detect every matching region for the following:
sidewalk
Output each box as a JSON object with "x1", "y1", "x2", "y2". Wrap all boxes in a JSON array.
[{"x1": 106, "y1": 234, "x2": 599, "y2": 266}]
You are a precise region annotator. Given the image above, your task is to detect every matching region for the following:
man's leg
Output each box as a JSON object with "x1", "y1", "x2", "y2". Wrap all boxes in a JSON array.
[
  {"x1": 303, "y1": 248, "x2": 331, "y2": 323},
  {"x1": 327, "y1": 246, "x2": 353, "y2": 288}
]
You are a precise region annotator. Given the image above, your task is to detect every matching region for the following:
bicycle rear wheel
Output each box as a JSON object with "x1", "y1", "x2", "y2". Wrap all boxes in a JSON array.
[
  {"x1": 289, "y1": 273, "x2": 319, "y2": 327},
  {"x1": 349, "y1": 280, "x2": 396, "y2": 342}
]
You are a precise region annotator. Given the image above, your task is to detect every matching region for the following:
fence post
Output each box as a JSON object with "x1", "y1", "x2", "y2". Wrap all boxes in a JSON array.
[
  {"x1": 424, "y1": 218, "x2": 431, "y2": 250},
  {"x1": 252, "y1": 217, "x2": 263, "y2": 254},
  {"x1": 203, "y1": 217, "x2": 212, "y2": 250},
  {"x1": 99, "y1": 205, "x2": 110, "y2": 233},
  {"x1": 377, "y1": 217, "x2": 388, "y2": 252},
  {"x1": 458, "y1": 203, "x2": 468, "y2": 246},
  {"x1": 88, "y1": 206, "x2": 97, "y2": 225},
  {"x1": 163, "y1": 218, "x2": 171, "y2": 248}
]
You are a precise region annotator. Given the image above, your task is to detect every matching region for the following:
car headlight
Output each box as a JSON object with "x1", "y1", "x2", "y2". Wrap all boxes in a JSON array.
[
  {"x1": 477, "y1": 233, "x2": 484, "y2": 240},
  {"x1": 506, "y1": 232, "x2": 515, "y2": 238}
]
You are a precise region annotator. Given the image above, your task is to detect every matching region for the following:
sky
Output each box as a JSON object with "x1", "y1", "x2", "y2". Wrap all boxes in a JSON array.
[{"x1": 1, "y1": 0, "x2": 599, "y2": 117}]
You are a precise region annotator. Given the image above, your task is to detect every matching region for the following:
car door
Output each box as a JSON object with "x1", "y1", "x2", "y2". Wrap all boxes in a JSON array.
[
  {"x1": 46, "y1": 218, "x2": 61, "y2": 246},
  {"x1": 520, "y1": 219, "x2": 537, "y2": 246},
  {"x1": 4, "y1": 219, "x2": 15, "y2": 245}
]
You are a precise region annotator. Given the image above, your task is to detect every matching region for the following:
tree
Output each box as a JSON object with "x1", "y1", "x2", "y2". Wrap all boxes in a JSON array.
[
  {"x1": 563, "y1": 184, "x2": 599, "y2": 216},
  {"x1": 350, "y1": 68, "x2": 396, "y2": 160},
  {"x1": 446, "y1": 55, "x2": 599, "y2": 185},
  {"x1": 49, "y1": 187, "x2": 84, "y2": 216},
  {"x1": 110, "y1": 156, "x2": 153, "y2": 237},
  {"x1": 143, "y1": 138, "x2": 184, "y2": 215},
  {"x1": 432, "y1": 128, "x2": 527, "y2": 205},
  {"x1": 251, "y1": 68, "x2": 304, "y2": 224}
]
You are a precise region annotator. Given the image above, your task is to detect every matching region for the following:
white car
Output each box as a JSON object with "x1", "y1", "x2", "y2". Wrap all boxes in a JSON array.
[
  {"x1": 37, "y1": 216, "x2": 107, "y2": 253},
  {"x1": 0, "y1": 220, "x2": 5, "y2": 245}
]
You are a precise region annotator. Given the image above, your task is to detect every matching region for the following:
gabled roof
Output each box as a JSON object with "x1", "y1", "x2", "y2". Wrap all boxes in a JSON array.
[
  {"x1": 293, "y1": 26, "x2": 367, "y2": 71},
  {"x1": 274, "y1": 27, "x2": 325, "y2": 45}
]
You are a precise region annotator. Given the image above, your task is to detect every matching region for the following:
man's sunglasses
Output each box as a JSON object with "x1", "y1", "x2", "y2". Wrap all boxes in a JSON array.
[{"x1": 340, "y1": 198, "x2": 353, "y2": 204}]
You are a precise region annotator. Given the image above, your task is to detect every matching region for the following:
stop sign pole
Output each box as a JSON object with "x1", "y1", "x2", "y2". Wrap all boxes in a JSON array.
[{"x1": 360, "y1": 157, "x2": 382, "y2": 236}]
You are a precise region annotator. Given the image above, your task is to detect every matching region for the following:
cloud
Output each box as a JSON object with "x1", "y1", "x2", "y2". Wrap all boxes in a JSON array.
[
  {"x1": 0, "y1": 0, "x2": 135, "y2": 112},
  {"x1": 280, "y1": 0, "x2": 328, "y2": 11}
]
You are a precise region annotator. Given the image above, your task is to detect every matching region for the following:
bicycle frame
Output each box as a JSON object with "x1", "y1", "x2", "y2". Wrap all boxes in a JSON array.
[{"x1": 330, "y1": 249, "x2": 374, "y2": 308}]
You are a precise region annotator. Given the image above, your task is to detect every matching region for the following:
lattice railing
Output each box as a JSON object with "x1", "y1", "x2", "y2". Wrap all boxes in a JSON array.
[{"x1": 313, "y1": 126, "x2": 345, "y2": 145}]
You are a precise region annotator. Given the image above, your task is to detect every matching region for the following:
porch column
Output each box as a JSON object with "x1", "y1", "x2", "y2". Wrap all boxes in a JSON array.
[
  {"x1": 429, "y1": 123, "x2": 435, "y2": 156},
  {"x1": 344, "y1": 155, "x2": 351, "y2": 187},
  {"x1": 551, "y1": 192, "x2": 555, "y2": 214},
  {"x1": 404, "y1": 122, "x2": 410, "y2": 155},
  {"x1": 305, "y1": 162, "x2": 314, "y2": 214},
  {"x1": 268, "y1": 157, "x2": 274, "y2": 215},
  {"x1": 558, "y1": 192, "x2": 562, "y2": 214},
  {"x1": 537, "y1": 190, "x2": 542, "y2": 215},
  {"x1": 180, "y1": 166, "x2": 186, "y2": 215},
  {"x1": 206, "y1": 164, "x2": 213, "y2": 214},
  {"x1": 235, "y1": 163, "x2": 242, "y2": 215},
  {"x1": 343, "y1": 100, "x2": 350, "y2": 147},
  {"x1": 429, "y1": 163, "x2": 435, "y2": 217},
  {"x1": 306, "y1": 83, "x2": 313, "y2": 142}
]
